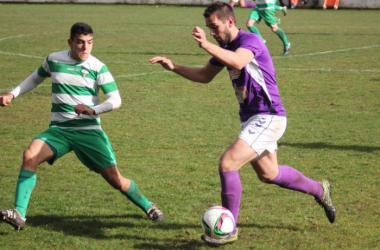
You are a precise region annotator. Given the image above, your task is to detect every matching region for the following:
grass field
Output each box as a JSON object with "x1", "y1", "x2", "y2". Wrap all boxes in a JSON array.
[{"x1": 0, "y1": 3, "x2": 379, "y2": 250}]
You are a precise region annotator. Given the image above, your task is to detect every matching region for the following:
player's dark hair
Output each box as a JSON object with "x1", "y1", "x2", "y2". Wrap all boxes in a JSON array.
[
  {"x1": 70, "y1": 22, "x2": 93, "y2": 41},
  {"x1": 203, "y1": 1, "x2": 235, "y2": 23}
]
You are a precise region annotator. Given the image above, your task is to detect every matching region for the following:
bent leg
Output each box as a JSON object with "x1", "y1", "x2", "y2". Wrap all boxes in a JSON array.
[
  {"x1": 272, "y1": 25, "x2": 289, "y2": 47},
  {"x1": 251, "y1": 153, "x2": 323, "y2": 198},
  {"x1": 97, "y1": 166, "x2": 152, "y2": 212},
  {"x1": 16, "y1": 139, "x2": 54, "y2": 218},
  {"x1": 272, "y1": 165, "x2": 323, "y2": 197},
  {"x1": 247, "y1": 19, "x2": 265, "y2": 41}
]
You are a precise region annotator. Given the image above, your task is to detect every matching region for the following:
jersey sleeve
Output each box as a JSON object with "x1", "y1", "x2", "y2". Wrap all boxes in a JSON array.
[
  {"x1": 92, "y1": 64, "x2": 121, "y2": 114},
  {"x1": 98, "y1": 64, "x2": 118, "y2": 94},
  {"x1": 37, "y1": 56, "x2": 51, "y2": 77},
  {"x1": 208, "y1": 56, "x2": 225, "y2": 67},
  {"x1": 239, "y1": 33, "x2": 264, "y2": 58}
]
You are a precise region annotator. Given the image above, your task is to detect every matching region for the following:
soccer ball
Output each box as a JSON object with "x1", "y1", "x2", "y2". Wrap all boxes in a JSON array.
[{"x1": 201, "y1": 206, "x2": 235, "y2": 239}]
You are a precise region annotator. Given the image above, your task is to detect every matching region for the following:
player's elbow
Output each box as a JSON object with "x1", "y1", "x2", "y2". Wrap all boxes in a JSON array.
[
  {"x1": 113, "y1": 96, "x2": 122, "y2": 109},
  {"x1": 199, "y1": 75, "x2": 214, "y2": 84},
  {"x1": 232, "y1": 63, "x2": 246, "y2": 71}
]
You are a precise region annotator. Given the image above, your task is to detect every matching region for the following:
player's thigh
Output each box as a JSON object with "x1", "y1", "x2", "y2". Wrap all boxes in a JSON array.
[
  {"x1": 261, "y1": 10, "x2": 280, "y2": 27},
  {"x1": 248, "y1": 8, "x2": 260, "y2": 22},
  {"x1": 72, "y1": 129, "x2": 117, "y2": 171},
  {"x1": 33, "y1": 127, "x2": 72, "y2": 165},
  {"x1": 251, "y1": 151, "x2": 279, "y2": 182},
  {"x1": 22, "y1": 139, "x2": 54, "y2": 170},
  {"x1": 219, "y1": 138, "x2": 258, "y2": 171}
]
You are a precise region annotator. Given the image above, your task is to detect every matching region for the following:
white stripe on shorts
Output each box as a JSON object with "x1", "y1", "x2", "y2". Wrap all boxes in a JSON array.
[{"x1": 238, "y1": 115, "x2": 287, "y2": 156}]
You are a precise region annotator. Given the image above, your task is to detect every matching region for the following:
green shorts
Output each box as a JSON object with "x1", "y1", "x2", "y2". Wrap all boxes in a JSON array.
[
  {"x1": 248, "y1": 8, "x2": 280, "y2": 27},
  {"x1": 35, "y1": 126, "x2": 117, "y2": 170}
]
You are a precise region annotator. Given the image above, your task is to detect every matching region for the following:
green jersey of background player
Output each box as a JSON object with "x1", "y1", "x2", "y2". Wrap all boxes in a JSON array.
[{"x1": 0, "y1": 22, "x2": 164, "y2": 230}]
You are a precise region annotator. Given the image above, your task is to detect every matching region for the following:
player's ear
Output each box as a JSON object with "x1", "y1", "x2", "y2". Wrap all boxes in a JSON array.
[
  {"x1": 227, "y1": 17, "x2": 234, "y2": 28},
  {"x1": 68, "y1": 39, "x2": 72, "y2": 48}
]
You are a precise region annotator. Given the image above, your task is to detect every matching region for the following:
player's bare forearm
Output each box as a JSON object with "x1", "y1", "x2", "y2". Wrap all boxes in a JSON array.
[
  {"x1": 0, "y1": 93, "x2": 14, "y2": 107},
  {"x1": 150, "y1": 56, "x2": 214, "y2": 83},
  {"x1": 172, "y1": 65, "x2": 215, "y2": 83}
]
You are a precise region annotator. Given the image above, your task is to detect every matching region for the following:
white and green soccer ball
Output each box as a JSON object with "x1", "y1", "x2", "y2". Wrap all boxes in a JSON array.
[{"x1": 201, "y1": 206, "x2": 235, "y2": 239}]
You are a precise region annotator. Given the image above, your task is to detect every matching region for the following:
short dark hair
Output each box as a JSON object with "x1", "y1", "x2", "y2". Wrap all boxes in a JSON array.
[
  {"x1": 203, "y1": 1, "x2": 235, "y2": 23},
  {"x1": 70, "y1": 22, "x2": 93, "y2": 41}
]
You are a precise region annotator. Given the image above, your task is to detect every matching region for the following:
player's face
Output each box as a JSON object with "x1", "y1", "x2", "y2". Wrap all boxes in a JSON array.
[
  {"x1": 68, "y1": 34, "x2": 93, "y2": 61},
  {"x1": 206, "y1": 13, "x2": 232, "y2": 46}
]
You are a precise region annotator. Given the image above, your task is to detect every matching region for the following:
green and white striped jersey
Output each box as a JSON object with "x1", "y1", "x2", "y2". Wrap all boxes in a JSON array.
[
  {"x1": 37, "y1": 50, "x2": 119, "y2": 130},
  {"x1": 255, "y1": 0, "x2": 277, "y2": 10}
]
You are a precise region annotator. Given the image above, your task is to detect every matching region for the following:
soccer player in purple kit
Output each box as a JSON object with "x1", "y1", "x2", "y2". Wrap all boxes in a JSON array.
[{"x1": 150, "y1": 1, "x2": 336, "y2": 247}]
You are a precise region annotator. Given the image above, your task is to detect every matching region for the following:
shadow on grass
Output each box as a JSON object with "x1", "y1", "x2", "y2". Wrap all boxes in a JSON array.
[
  {"x1": 25, "y1": 214, "x2": 298, "y2": 249},
  {"x1": 279, "y1": 142, "x2": 380, "y2": 153}
]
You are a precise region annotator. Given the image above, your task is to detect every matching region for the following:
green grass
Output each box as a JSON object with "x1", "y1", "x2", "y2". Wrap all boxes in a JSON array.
[{"x1": 0, "y1": 3, "x2": 379, "y2": 250}]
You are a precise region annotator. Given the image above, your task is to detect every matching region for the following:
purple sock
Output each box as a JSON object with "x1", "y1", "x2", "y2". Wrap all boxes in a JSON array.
[
  {"x1": 220, "y1": 171, "x2": 241, "y2": 232},
  {"x1": 244, "y1": 2, "x2": 256, "y2": 8},
  {"x1": 272, "y1": 165, "x2": 323, "y2": 198}
]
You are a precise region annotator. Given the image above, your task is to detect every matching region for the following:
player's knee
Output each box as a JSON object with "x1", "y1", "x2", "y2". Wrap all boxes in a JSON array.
[
  {"x1": 22, "y1": 149, "x2": 39, "y2": 170},
  {"x1": 246, "y1": 21, "x2": 256, "y2": 30},
  {"x1": 258, "y1": 175, "x2": 273, "y2": 183},
  {"x1": 219, "y1": 156, "x2": 238, "y2": 172}
]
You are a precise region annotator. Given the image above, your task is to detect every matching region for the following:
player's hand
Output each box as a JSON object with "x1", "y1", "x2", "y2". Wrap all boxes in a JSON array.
[
  {"x1": 0, "y1": 93, "x2": 14, "y2": 107},
  {"x1": 74, "y1": 104, "x2": 95, "y2": 116},
  {"x1": 192, "y1": 26, "x2": 208, "y2": 48},
  {"x1": 149, "y1": 57, "x2": 175, "y2": 71}
]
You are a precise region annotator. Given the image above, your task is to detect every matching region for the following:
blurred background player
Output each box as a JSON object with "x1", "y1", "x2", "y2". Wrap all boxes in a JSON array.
[
  {"x1": 230, "y1": 0, "x2": 287, "y2": 15},
  {"x1": 0, "y1": 22, "x2": 164, "y2": 231},
  {"x1": 229, "y1": 0, "x2": 256, "y2": 10},
  {"x1": 246, "y1": 0, "x2": 291, "y2": 55}
]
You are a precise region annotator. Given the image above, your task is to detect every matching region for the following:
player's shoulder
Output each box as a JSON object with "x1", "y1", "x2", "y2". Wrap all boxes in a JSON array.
[
  {"x1": 236, "y1": 30, "x2": 263, "y2": 49},
  {"x1": 85, "y1": 55, "x2": 108, "y2": 72},
  {"x1": 239, "y1": 30, "x2": 261, "y2": 41},
  {"x1": 46, "y1": 50, "x2": 70, "y2": 62}
]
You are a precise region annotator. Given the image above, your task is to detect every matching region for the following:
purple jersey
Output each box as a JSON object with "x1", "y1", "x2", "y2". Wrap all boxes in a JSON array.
[{"x1": 209, "y1": 29, "x2": 286, "y2": 122}]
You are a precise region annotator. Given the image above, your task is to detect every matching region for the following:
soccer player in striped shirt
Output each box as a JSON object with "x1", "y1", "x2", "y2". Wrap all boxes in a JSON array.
[{"x1": 0, "y1": 22, "x2": 164, "y2": 230}]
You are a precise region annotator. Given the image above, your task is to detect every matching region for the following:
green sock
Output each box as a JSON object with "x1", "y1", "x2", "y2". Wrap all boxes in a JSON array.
[
  {"x1": 275, "y1": 5, "x2": 284, "y2": 10},
  {"x1": 15, "y1": 169, "x2": 37, "y2": 218},
  {"x1": 274, "y1": 27, "x2": 289, "y2": 46},
  {"x1": 248, "y1": 25, "x2": 265, "y2": 41},
  {"x1": 121, "y1": 180, "x2": 151, "y2": 212}
]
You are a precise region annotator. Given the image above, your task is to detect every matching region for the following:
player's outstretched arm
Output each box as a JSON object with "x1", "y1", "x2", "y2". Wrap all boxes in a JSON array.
[
  {"x1": 150, "y1": 57, "x2": 223, "y2": 84},
  {"x1": 0, "y1": 94, "x2": 14, "y2": 107}
]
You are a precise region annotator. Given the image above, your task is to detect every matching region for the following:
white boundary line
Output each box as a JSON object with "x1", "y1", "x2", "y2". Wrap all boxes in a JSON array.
[
  {"x1": 275, "y1": 68, "x2": 380, "y2": 73},
  {"x1": 116, "y1": 71, "x2": 171, "y2": 78},
  {"x1": 0, "y1": 51, "x2": 44, "y2": 59},
  {"x1": 0, "y1": 34, "x2": 33, "y2": 42},
  {"x1": 272, "y1": 44, "x2": 380, "y2": 59}
]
